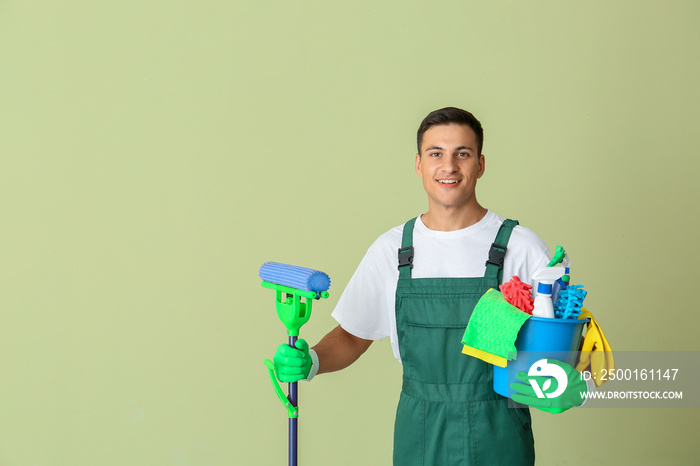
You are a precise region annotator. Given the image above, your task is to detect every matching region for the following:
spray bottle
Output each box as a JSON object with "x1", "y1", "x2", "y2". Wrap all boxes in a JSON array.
[{"x1": 531, "y1": 266, "x2": 566, "y2": 318}]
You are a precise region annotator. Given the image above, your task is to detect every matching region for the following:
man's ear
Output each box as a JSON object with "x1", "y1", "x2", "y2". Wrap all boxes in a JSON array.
[
  {"x1": 415, "y1": 152, "x2": 422, "y2": 177},
  {"x1": 477, "y1": 153, "x2": 485, "y2": 178}
]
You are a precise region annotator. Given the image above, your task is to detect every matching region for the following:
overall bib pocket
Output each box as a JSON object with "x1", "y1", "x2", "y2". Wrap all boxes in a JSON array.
[{"x1": 398, "y1": 293, "x2": 491, "y2": 385}]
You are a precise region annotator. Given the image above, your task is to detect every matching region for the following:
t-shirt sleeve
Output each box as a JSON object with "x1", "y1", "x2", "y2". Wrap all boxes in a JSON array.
[
  {"x1": 503, "y1": 225, "x2": 552, "y2": 287},
  {"x1": 331, "y1": 238, "x2": 394, "y2": 341}
]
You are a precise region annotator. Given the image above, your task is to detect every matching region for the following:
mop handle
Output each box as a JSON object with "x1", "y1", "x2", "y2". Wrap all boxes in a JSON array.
[{"x1": 288, "y1": 335, "x2": 299, "y2": 466}]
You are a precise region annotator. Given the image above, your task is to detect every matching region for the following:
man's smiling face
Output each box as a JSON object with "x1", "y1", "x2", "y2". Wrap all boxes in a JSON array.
[{"x1": 415, "y1": 123, "x2": 485, "y2": 212}]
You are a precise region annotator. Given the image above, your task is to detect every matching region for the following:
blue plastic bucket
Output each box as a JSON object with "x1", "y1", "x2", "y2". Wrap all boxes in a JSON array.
[{"x1": 493, "y1": 316, "x2": 589, "y2": 398}]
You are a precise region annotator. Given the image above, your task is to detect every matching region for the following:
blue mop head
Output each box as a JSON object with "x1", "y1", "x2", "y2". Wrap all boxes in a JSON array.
[
  {"x1": 259, "y1": 261, "x2": 331, "y2": 293},
  {"x1": 553, "y1": 284, "x2": 587, "y2": 319}
]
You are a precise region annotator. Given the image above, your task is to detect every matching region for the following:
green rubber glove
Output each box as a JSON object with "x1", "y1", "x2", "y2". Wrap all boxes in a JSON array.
[
  {"x1": 510, "y1": 358, "x2": 587, "y2": 414},
  {"x1": 273, "y1": 339, "x2": 312, "y2": 383}
]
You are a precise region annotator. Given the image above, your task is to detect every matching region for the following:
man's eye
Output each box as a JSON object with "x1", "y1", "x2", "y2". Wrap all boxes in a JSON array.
[
  {"x1": 458, "y1": 152, "x2": 470, "y2": 157},
  {"x1": 430, "y1": 152, "x2": 441, "y2": 157}
]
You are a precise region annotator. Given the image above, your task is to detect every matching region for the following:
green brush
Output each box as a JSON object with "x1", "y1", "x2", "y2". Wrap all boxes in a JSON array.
[{"x1": 547, "y1": 245, "x2": 567, "y2": 267}]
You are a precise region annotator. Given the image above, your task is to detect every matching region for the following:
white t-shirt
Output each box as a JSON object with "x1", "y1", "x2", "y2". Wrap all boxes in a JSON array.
[{"x1": 332, "y1": 210, "x2": 551, "y2": 362}]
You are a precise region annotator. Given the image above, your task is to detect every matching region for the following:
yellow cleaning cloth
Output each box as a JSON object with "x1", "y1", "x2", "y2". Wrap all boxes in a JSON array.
[
  {"x1": 461, "y1": 289, "x2": 530, "y2": 367},
  {"x1": 575, "y1": 308, "x2": 614, "y2": 387},
  {"x1": 462, "y1": 345, "x2": 508, "y2": 368}
]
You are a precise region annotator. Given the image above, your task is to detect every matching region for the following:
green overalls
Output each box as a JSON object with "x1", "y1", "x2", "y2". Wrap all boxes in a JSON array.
[{"x1": 393, "y1": 217, "x2": 535, "y2": 466}]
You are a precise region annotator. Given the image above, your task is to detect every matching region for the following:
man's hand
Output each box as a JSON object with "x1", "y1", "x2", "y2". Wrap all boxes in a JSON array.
[
  {"x1": 510, "y1": 359, "x2": 587, "y2": 414},
  {"x1": 273, "y1": 339, "x2": 312, "y2": 383}
]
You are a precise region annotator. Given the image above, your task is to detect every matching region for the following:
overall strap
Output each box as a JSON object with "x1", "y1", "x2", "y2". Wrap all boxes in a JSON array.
[
  {"x1": 484, "y1": 219, "x2": 519, "y2": 284},
  {"x1": 397, "y1": 217, "x2": 417, "y2": 280}
]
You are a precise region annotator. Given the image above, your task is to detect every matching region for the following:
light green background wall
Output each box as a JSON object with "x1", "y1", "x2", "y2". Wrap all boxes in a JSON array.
[{"x1": 1, "y1": 1, "x2": 698, "y2": 464}]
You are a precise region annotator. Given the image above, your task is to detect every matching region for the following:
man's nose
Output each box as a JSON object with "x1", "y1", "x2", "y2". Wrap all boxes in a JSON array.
[{"x1": 442, "y1": 154, "x2": 458, "y2": 172}]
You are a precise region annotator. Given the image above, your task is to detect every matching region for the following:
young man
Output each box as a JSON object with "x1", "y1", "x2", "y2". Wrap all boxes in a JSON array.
[{"x1": 273, "y1": 107, "x2": 586, "y2": 465}]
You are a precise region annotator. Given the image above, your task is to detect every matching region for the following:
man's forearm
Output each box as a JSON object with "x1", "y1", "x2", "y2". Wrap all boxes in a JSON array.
[{"x1": 312, "y1": 325, "x2": 373, "y2": 375}]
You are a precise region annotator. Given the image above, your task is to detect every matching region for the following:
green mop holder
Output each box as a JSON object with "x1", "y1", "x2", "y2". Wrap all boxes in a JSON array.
[
  {"x1": 262, "y1": 280, "x2": 329, "y2": 418},
  {"x1": 261, "y1": 280, "x2": 329, "y2": 337},
  {"x1": 264, "y1": 359, "x2": 300, "y2": 418}
]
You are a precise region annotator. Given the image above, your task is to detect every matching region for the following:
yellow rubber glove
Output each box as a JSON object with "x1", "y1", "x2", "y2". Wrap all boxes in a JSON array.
[{"x1": 575, "y1": 308, "x2": 614, "y2": 387}]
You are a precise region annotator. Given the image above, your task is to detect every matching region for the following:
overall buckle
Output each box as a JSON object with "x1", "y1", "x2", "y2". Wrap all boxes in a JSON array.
[
  {"x1": 398, "y1": 246, "x2": 414, "y2": 269},
  {"x1": 485, "y1": 243, "x2": 507, "y2": 268}
]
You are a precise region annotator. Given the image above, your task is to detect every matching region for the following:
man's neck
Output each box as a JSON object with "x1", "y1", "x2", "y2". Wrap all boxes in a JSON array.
[{"x1": 420, "y1": 204, "x2": 488, "y2": 231}]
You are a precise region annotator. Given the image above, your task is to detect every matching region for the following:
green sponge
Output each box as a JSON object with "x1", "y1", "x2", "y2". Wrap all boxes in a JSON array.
[{"x1": 461, "y1": 289, "x2": 530, "y2": 367}]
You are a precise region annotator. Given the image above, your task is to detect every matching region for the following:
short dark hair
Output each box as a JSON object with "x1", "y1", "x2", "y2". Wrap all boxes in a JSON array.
[{"x1": 416, "y1": 107, "x2": 484, "y2": 155}]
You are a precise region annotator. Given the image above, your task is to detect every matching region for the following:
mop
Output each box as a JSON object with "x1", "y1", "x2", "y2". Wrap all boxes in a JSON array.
[{"x1": 261, "y1": 261, "x2": 330, "y2": 466}]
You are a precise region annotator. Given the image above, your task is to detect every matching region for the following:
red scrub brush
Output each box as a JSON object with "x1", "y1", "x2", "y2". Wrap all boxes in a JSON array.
[{"x1": 499, "y1": 275, "x2": 534, "y2": 314}]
